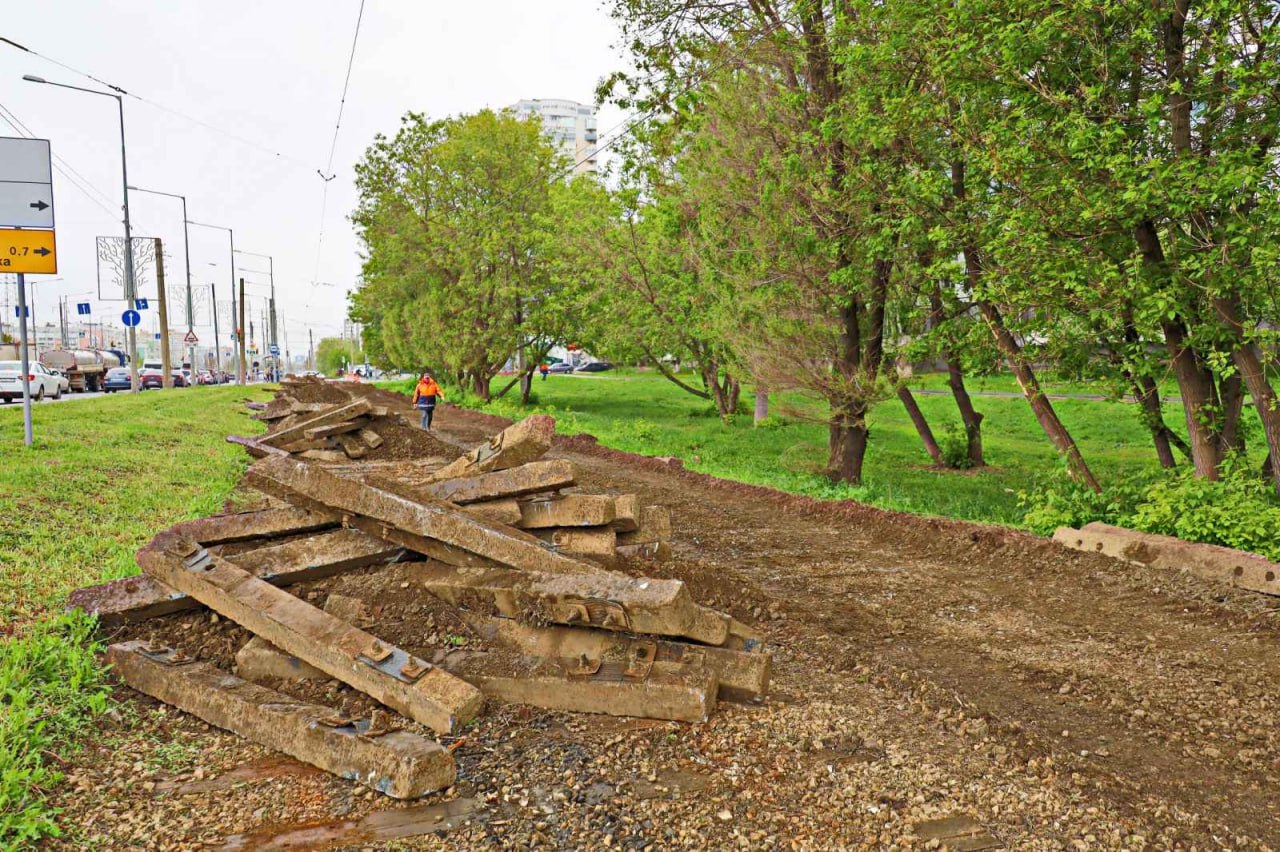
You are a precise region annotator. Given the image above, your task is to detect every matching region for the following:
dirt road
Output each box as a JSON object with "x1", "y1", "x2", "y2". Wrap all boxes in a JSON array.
[{"x1": 55, "y1": 402, "x2": 1280, "y2": 848}]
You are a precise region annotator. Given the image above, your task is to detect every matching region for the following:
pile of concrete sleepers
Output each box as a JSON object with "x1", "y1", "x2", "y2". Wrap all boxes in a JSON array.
[{"x1": 70, "y1": 380, "x2": 769, "y2": 801}]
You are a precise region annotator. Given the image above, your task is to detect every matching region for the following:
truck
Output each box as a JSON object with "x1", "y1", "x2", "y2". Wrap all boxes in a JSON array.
[{"x1": 39, "y1": 349, "x2": 123, "y2": 392}]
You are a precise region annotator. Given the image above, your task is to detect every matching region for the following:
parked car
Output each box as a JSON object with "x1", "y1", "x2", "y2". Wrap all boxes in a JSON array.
[
  {"x1": 196, "y1": 370, "x2": 216, "y2": 386},
  {"x1": 0, "y1": 360, "x2": 63, "y2": 402},
  {"x1": 48, "y1": 368, "x2": 71, "y2": 395},
  {"x1": 139, "y1": 368, "x2": 166, "y2": 390},
  {"x1": 574, "y1": 361, "x2": 614, "y2": 373},
  {"x1": 180, "y1": 369, "x2": 194, "y2": 387},
  {"x1": 171, "y1": 371, "x2": 190, "y2": 388},
  {"x1": 102, "y1": 367, "x2": 132, "y2": 392},
  {"x1": 547, "y1": 362, "x2": 573, "y2": 374}
]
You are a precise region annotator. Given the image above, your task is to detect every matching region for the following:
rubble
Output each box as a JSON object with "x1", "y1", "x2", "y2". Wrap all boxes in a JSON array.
[{"x1": 72, "y1": 379, "x2": 772, "y2": 804}]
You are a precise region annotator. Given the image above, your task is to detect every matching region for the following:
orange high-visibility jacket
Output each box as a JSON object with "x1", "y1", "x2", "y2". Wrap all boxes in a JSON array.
[{"x1": 412, "y1": 378, "x2": 442, "y2": 403}]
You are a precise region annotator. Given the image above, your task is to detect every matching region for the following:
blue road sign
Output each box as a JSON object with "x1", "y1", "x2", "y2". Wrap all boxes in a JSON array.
[
  {"x1": 76, "y1": 302, "x2": 91, "y2": 316},
  {"x1": 154, "y1": 333, "x2": 161, "y2": 340},
  {"x1": 122, "y1": 309, "x2": 141, "y2": 327},
  {"x1": 269, "y1": 344, "x2": 280, "y2": 356},
  {"x1": 13, "y1": 305, "x2": 28, "y2": 318},
  {"x1": 135, "y1": 297, "x2": 149, "y2": 310}
]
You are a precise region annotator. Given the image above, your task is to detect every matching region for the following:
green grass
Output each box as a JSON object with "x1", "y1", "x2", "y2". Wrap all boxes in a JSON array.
[
  {"x1": 382, "y1": 369, "x2": 1265, "y2": 527},
  {"x1": 0, "y1": 385, "x2": 272, "y2": 845}
]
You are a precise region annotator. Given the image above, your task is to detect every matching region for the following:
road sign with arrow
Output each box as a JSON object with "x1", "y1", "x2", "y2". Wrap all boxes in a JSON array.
[{"x1": 0, "y1": 136, "x2": 57, "y2": 273}]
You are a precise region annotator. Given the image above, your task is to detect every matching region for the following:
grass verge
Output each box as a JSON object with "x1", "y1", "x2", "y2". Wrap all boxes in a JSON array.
[
  {"x1": 0, "y1": 385, "x2": 271, "y2": 846},
  {"x1": 380, "y1": 369, "x2": 1266, "y2": 528}
]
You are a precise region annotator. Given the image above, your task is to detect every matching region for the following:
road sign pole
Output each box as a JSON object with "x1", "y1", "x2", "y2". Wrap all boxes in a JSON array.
[
  {"x1": 238, "y1": 277, "x2": 247, "y2": 385},
  {"x1": 16, "y1": 272, "x2": 32, "y2": 446},
  {"x1": 210, "y1": 282, "x2": 222, "y2": 375}
]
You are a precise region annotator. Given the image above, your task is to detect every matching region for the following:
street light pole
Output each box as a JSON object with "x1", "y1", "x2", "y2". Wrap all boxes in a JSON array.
[
  {"x1": 187, "y1": 220, "x2": 240, "y2": 384},
  {"x1": 130, "y1": 186, "x2": 195, "y2": 371},
  {"x1": 235, "y1": 249, "x2": 277, "y2": 379},
  {"x1": 24, "y1": 74, "x2": 140, "y2": 393}
]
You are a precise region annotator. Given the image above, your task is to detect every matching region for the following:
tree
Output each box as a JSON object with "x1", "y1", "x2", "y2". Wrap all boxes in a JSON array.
[
  {"x1": 314, "y1": 336, "x2": 361, "y2": 375},
  {"x1": 351, "y1": 109, "x2": 604, "y2": 401}
]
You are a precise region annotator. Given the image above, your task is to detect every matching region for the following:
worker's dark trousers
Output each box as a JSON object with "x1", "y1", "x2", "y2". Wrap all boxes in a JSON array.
[{"x1": 419, "y1": 401, "x2": 436, "y2": 429}]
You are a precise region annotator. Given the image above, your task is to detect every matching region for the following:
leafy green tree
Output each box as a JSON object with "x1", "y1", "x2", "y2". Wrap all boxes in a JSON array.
[
  {"x1": 351, "y1": 109, "x2": 604, "y2": 401},
  {"x1": 314, "y1": 336, "x2": 361, "y2": 376}
]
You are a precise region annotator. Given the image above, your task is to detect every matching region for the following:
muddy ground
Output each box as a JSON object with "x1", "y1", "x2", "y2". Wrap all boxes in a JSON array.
[{"x1": 52, "y1": 393, "x2": 1280, "y2": 849}]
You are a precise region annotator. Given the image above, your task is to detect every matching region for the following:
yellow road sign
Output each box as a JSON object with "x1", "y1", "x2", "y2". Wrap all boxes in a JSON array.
[{"x1": 0, "y1": 228, "x2": 57, "y2": 274}]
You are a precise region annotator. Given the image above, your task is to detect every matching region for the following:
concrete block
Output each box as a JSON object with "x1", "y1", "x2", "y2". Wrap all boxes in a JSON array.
[
  {"x1": 533, "y1": 527, "x2": 618, "y2": 556},
  {"x1": 138, "y1": 531, "x2": 484, "y2": 734},
  {"x1": 462, "y1": 498, "x2": 523, "y2": 526},
  {"x1": 429, "y1": 415, "x2": 556, "y2": 480},
  {"x1": 406, "y1": 459, "x2": 576, "y2": 505},
  {"x1": 358, "y1": 428, "x2": 384, "y2": 449},
  {"x1": 108, "y1": 641, "x2": 454, "y2": 798},
  {"x1": 611, "y1": 494, "x2": 639, "y2": 531},
  {"x1": 516, "y1": 495, "x2": 616, "y2": 529},
  {"x1": 261, "y1": 398, "x2": 371, "y2": 447},
  {"x1": 304, "y1": 419, "x2": 368, "y2": 440},
  {"x1": 1054, "y1": 522, "x2": 1280, "y2": 596},
  {"x1": 171, "y1": 507, "x2": 338, "y2": 545},
  {"x1": 617, "y1": 506, "x2": 672, "y2": 545},
  {"x1": 410, "y1": 563, "x2": 731, "y2": 646},
  {"x1": 235, "y1": 636, "x2": 326, "y2": 682}
]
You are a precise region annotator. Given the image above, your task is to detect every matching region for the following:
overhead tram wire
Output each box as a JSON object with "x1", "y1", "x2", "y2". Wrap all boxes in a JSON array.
[
  {"x1": 0, "y1": 35, "x2": 314, "y2": 173},
  {"x1": 311, "y1": 0, "x2": 369, "y2": 285}
]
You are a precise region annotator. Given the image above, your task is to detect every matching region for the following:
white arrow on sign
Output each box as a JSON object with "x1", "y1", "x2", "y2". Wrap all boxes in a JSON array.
[{"x1": 0, "y1": 137, "x2": 55, "y2": 229}]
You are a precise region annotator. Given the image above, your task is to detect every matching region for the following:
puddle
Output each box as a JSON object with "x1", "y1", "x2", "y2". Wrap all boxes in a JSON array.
[
  {"x1": 220, "y1": 797, "x2": 480, "y2": 850},
  {"x1": 155, "y1": 755, "x2": 324, "y2": 796}
]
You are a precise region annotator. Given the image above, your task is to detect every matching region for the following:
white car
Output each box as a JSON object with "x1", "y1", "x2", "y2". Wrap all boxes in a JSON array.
[{"x1": 0, "y1": 360, "x2": 64, "y2": 402}]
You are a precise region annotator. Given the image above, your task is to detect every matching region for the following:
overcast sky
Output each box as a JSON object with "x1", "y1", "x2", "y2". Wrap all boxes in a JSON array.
[{"x1": 0, "y1": 1, "x2": 628, "y2": 356}]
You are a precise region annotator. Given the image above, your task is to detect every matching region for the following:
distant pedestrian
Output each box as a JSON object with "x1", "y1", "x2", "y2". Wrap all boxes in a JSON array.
[
  {"x1": 412, "y1": 371, "x2": 443, "y2": 430},
  {"x1": 539, "y1": 362, "x2": 549, "y2": 381}
]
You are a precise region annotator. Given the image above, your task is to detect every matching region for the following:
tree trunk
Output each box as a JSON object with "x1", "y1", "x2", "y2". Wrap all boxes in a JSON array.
[
  {"x1": 929, "y1": 283, "x2": 984, "y2": 466},
  {"x1": 472, "y1": 372, "x2": 491, "y2": 402},
  {"x1": 898, "y1": 385, "x2": 944, "y2": 466},
  {"x1": 519, "y1": 370, "x2": 534, "y2": 406},
  {"x1": 1217, "y1": 372, "x2": 1245, "y2": 458},
  {"x1": 754, "y1": 386, "x2": 768, "y2": 425},
  {"x1": 827, "y1": 408, "x2": 869, "y2": 485},
  {"x1": 1132, "y1": 375, "x2": 1178, "y2": 469},
  {"x1": 1215, "y1": 295, "x2": 1280, "y2": 494},
  {"x1": 1133, "y1": 220, "x2": 1221, "y2": 478}
]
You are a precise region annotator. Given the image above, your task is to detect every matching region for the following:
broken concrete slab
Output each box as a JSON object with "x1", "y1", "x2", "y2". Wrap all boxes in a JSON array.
[
  {"x1": 334, "y1": 434, "x2": 368, "y2": 459},
  {"x1": 409, "y1": 563, "x2": 731, "y2": 646},
  {"x1": 107, "y1": 641, "x2": 455, "y2": 799},
  {"x1": 260, "y1": 398, "x2": 371, "y2": 447},
  {"x1": 515, "y1": 494, "x2": 617, "y2": 529},
  {"x1": 462, "y1": 498, "x2": 523, "y2": 527},
  {"x1": 429, "y1": 415, "x2": 556, "y2": 480},
  {"x1": 138, "y1": 531, "x2": 483, "y2": 734},
  {"x1": 437, "y1": 647, "x2": 717, "y2": 723},
  {"x1": 358, "y1": 428, "x2": 384, "y2": 449},
  {"x1": 611, "y1": 494, "x2": 639, "y2": 532},
  {"x1": 235, "y1": 636, "x2": 326, "y2": 682},
  {"x1": 533, "y1": 527, "x2": 618, "y2": 557},
  {"x1": 70, "y1": 528, "x2": 405, "y2": 626},
  {"x1": 247, "y1": 455, "x2": 608, "y2": 576},
  {"x1": 1054, "y1": 522, "x2": 1280, "y2": 596},
  {"x1": 471, "y1": 616, "x2": 770, "y2": 701},
  {"x1": 298, "y1": 449, "x2": 348, "y2": 463},
  {"x1": 406, "y1": 459, "x2": 576, "y2": 505},
  {"x1": 303, "y1": 419, "x2": 368, "y2": 440},
  {"x1": 171, "y1": 507, "x2": 338, "y2": 545},
  {"x1": 617, "y1": 505, "x2": 672, "y2": 545}
]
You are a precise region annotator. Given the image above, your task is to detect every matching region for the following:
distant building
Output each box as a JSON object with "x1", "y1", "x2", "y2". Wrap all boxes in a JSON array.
[{"x1": 509, "y1": 98, "x2": 599, "y2": 174}]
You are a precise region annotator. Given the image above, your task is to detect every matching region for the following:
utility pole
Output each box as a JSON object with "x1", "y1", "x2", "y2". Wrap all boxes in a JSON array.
[
  {"x1": 59, "y1": 296, "x2": 68, "y2": 348},
  {"x1": 210, "y1": 282, "x2": 222, "y2": 375},
  {"x1": 129, "y1": 187, "x2": 194, "y2": 372},
  {"x1": 154, "y1": 238, "x2": 172, "y2": 388},
  {"x1": 237, "y1": 277, "x2": 247, "y2": 384},
  {"x1": 309, "y1": 327, "x2": 315, "y2": 371},
  {"x1": 16, "y1": 273, "x2": 32, "y2": 446}
]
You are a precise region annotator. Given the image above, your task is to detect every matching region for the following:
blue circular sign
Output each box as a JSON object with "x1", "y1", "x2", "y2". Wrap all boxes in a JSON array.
[{"x1": 122, "y1": 309, "x2": 141, "y2": 327}]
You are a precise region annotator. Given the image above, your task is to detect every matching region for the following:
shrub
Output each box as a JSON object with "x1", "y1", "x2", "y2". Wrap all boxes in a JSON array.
[
  {"x1": 1020, "y1": 458, "x2": 1280, "y2": 560},
  {"x1": 939, "y1": 423, "x2": 975, "y2": 470}
]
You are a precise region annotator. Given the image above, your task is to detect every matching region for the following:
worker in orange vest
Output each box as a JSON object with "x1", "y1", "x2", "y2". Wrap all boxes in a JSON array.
[{"x1": 411, "y1": 371, "x2": 443, "y2": 430}]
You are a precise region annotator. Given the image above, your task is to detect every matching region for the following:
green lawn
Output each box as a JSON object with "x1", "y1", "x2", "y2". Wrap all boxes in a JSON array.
[
  {"x1": 0, "y1": 385, "x2": 272, "y2": 844},
  {"x1": 387, "y1": 369, "x2": 1265, "y2": 528}
]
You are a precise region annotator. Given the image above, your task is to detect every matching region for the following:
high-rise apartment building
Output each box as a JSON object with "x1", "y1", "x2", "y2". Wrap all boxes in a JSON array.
[{"x1": 509, "y1": 98, "x2": 599, "y2": 174}]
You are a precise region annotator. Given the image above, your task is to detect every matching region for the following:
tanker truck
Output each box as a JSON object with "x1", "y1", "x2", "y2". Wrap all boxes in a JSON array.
[{"x1": 39, "y1": 349, "x2": 122, "y2": 392}]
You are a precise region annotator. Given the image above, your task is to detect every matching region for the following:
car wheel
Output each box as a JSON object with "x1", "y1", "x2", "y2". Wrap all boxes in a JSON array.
[
  {"x1": 53, "y1": 386, "x2": 62, "y2": 400},
  {"x1": 34, "y1": 385, "x2": 44, "y2": 402}
]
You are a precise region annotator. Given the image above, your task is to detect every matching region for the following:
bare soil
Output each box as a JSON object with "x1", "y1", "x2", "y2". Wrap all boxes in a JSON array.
[{"x1": 52, "y1": 396, "x2": 1280, "y2": 849}]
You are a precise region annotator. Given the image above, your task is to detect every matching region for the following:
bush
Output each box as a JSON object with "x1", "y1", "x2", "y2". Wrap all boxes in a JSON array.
[
  {"x1": 939, "y1": 423, "x2": 975, "y2": 470},
  {"x1": 1020, "y1": 458, "x2": 1280, "y2": 560}
]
